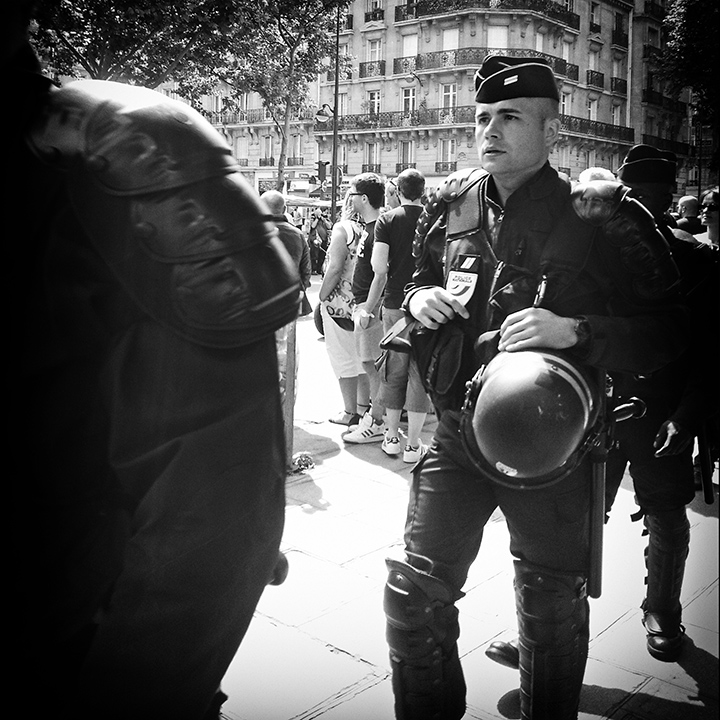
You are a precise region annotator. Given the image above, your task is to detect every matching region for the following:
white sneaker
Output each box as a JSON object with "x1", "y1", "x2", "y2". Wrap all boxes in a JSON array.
[
  {"x1": 403, "y1": 442, "x2": 427, "y2": 463},
  {"x1": 343, "y1": 415, "x2": 386, "y2": 444},
  {"x1": 382, "y1": 435, "x2": 402, "y2": 456}
]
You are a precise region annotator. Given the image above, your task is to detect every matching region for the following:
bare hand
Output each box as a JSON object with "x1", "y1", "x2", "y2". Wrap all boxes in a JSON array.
[
  {"x1": 408, "y1": 287, "x2": 470, "y2": 329},
  {"x1": 653, "y1": 420, "x2": 693, "y2": 457},
  {"x1": 498, "y1": 307, "x2": 578, "y2": 352}
]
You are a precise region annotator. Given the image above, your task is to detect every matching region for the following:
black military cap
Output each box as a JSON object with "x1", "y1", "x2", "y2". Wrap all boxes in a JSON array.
[
  {"x1": 616, "y1": 144, "x2": 677, "y2": 185},
  {"x1": 474, "y1": 55, "x2": 560, "y2": 103}
]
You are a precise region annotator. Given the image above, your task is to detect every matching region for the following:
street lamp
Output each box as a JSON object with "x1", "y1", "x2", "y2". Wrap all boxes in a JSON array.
[{"x1": 314, "y1": 7, "x2": 341, "y2": 225}]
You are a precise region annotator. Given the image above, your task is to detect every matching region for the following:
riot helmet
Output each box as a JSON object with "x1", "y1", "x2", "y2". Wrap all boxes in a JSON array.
[{"x1": 461, "y1": 350, "x2": 602, "y2": 489}]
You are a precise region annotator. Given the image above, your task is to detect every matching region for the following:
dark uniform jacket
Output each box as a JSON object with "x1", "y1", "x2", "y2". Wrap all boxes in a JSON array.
[{"x1": 406, "y1": 163, "x2": 687, "y2": 413}]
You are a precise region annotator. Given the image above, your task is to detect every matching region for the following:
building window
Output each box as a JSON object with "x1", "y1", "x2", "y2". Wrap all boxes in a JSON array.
[
  {"x1": 562, "y1": 41, "x2": 571, "y2": 62},
  {"x1": 440, "y1": 83, "x2": 457, "y2": 109},
  {"x1": 368, "y1": 39, "x2": 381, "y2": 62},
  {"x1": 399, "y1": 141, "x2": 414, "y2": 165},
  {"x1": 487, "y1": 25, "x2": 508, "y2": 50},
  {"x1": 440, "y1": 138, "x2": 456, "y2": 163},
  {"x1": 442, "y1": 27, "x2": 459, "y2": 50},
  {"x1": 366, "y1": 142, "x2": 380, "y2": 166},
  {"x1": 402, "y1": 87, "x2": 417, "y2": 114},
  {"x1": 535, "y1": 32, "x2": 543, "y2": 52},
  {"x1": 402, "y1": 33, "x2": 418, "y2": 58},
  {"x1": 611, "y1": 104, "x2": 622, "y2": 126},
  {"x1": 263, "y1": 136, "x2": 273, "y2": 158},
  {"x1": 561, "y1": 92, "x2": 572, "y2": 116},
  {"x1": 367, "y1": 90, "x2": 381, "y2": 115},
  {"x1": 590, "y1": 2, "x2": 600, "y2": 31},
  {"x1": 587, "y1": 98, "x2": 598, "y2": 121},
  {"x1": 588, "y1": 49, "x2": 599, "y2": 71}
]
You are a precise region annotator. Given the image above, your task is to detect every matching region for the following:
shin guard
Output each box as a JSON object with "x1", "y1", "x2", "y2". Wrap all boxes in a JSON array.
[
  {"x1": 515, "y1": 565, "x2": 589, "y2": 720},
  {"x1": 642, "y1": 509, "x2": 690, "y2": 660},
  {"x1": 384, "y1": 559, "x2": 466, "y2": 720}
]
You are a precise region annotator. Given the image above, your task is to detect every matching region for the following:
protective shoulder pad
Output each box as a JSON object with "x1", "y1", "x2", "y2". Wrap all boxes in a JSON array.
[
  {"x1": 570, "y1": 180, "x2": 626, "y2": 226},
  {"x1": 29, "y1": 80, "x2": 237, "y2": 195},
  {"x1": 413, "y1": 167, "x2": 486, "y2": 257},
  {"x1": 30, "y1": 80, "x2": 300, "y2": 347},
  {"x1": 572, "y1": 181, "x2": 680, "y2": 301}
]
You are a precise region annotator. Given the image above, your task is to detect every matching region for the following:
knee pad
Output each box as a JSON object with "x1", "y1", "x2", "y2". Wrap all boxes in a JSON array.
[
  {"x1": 384, "y1": 559, "x2": 465, "y2": 720},
  {"x1": 514, "y1": 565, "x2": 589, "y2": 649},
  {"x1": 384, "y1": 558, "x2": 458, "y2": 654}
]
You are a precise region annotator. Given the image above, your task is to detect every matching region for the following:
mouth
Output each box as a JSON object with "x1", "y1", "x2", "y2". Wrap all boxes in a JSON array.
[{"x1": 482, "y1": 147, "x2": 504, "y2": 158}]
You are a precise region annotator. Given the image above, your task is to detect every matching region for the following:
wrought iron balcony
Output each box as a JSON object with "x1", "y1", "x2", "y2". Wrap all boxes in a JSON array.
[
  {"x1": 364, "y1": 9, "x2": 384, "y2": 22},
  {"x1": 436, "y1": 161, "x2": 457, "y2": 174},
  {"x1": 259, "y1": 157, "x2": 275, "y2": 167},
  {"x1": 642, "y1": 134, "x2": 690, "y2": 157},
  {"x1": 396, "y1": 1, "x2": 579, "y2": 30},
  {"x1": 612, "y1": 30, "x2": 628, "y2": 48},
  {"x1": 362, "y1": 164, "x2": 382, "y2": 174},
  {"x1": 561, "y1": 114, "x2": 634, "y2": 143},
  {"x1": 587, "y1": 70, "x2": 605, "y2": 89},
  {"x1": 359, "y1": 60, "x2": 386, "y2": 79},
  {"x1": 394, "y1": 46, "x2": 575, "y2": 80},
  {"x1": 396, "y1": 162, "x2": 417, "y2": 172},
  {"x1": 611, "y1": 77, "x2": 627, "y2": 95},
  {"x1": 286, "y1": 157, "x2": 305, "y2": 166}
]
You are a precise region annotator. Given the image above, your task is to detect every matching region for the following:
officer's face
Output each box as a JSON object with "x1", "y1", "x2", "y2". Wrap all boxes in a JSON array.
[{"x1": 475, "y1": 97, "x2": 558, "y2": 189}]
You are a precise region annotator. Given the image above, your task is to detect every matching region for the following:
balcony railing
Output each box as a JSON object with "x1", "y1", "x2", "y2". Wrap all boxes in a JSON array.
[
  {"x1": 611, "y1": 30, "x2": 629, "y2": 48},
  {"x1": 436, "y1": 161, "x2": 457, "y2": 174},
  {"x1": 643, "y1": 1, "x2": 666, "y2": 21},
  {"x1": 316, "y1": 106, "x2": 634, "y2": 144},
  {"x1": 396, "y1": 162, "x2": 417, "y2": 172},
  {"x1": 587, "y1": 70, "x2": 605, "y2": 89},
  {"x1": 394, "y1": 47, "x2": 576, "y2": 80},
  {"x1": 362, "y1": 164, "x2": 382, "y2": 174},
  {"x1": 558, "y1": 166, "x2": 572, "y2": 176},
  {"x1": 392, "y1": 1, "x2": 579, "y2": 30},
  {"x1": 286, "y1": 157, "x2": 304, "y2": 166},
  {"x1": 364, "y1": 9, "x2": 384, "y2": 22},
  {"x1": 641, "y1": 89, "x2": 687, "y2": 114},
  {"x1": 642, "y1": 134, "x2": 691, "y2": 157},
  {"x1": 359, "y1": 60, "x2": 386, "y2": 79},
  {"x1": 561, "y1": 114, "x2": 634, "y2": 143},
  {"x1": 259, "y1": 157, "x2": 275, "y2": 167},
  {"x1": 589, "y1": 22, "x2": 601, "y2": 34},
  {"x1": 611, "y1": 77, "x2": 627, "y2": 95}
]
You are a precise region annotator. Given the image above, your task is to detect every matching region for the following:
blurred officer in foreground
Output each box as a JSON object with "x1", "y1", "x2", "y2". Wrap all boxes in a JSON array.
[
  {"x1": 383, "y1": 55, "x2": 685, "y2": 720},
  {"x1": 8, "y1": 4, "x2": 299, "y2": 718}
]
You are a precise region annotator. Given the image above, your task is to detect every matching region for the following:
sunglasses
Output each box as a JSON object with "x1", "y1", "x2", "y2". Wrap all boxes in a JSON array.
[{"x1": 701, "y1": 203, "x2": 718, "y2": 212}]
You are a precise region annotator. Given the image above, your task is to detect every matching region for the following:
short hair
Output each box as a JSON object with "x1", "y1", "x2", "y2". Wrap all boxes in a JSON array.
[
  {"x1": 678, "y1": 195, "x2": 699, "y2": 215},
  {"x1": 578, "y1": 167, "x2": 615, "y2": 183},
  {"x1": 260, "y1": 189, "x2": 286, "y2": 217},
  {"x1": 352, "y1": 173, "x2": 385, "y2": 209},
  {"x1": 397, "y1": 168, "x2": 425, "y2": 201}
]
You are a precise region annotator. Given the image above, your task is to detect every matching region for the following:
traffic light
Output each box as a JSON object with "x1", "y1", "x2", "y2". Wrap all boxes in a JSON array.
[{"x1": 316, "y1": 161, "x2": 329, "y2": 182}]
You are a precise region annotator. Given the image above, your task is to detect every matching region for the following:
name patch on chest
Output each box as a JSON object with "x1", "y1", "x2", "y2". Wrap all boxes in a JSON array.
[{"x1": 446, "y1": 255, "x2": 481, "y2": 306}]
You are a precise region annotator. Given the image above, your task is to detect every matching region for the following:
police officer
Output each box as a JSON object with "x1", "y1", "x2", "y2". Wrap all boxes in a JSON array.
[
  {"x1": 383, "y1": 56, "x2": 685, "y2": 720},
  {"x1": 9, "y1": 7, "x2": 299, "y2": 718},
  {"x1": 608, "y1": 146, "x2": 719, "y2": 661}
]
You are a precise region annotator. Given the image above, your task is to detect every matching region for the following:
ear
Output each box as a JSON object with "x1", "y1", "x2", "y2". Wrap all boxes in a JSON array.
[{"x1": 545, "y1": 117, "x2": 561, "y2": 147}]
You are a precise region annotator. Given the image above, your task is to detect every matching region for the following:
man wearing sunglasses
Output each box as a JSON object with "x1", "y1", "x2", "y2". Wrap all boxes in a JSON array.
[{"x1": 383, "y1": 56, "x2": 687, "y2": 720}]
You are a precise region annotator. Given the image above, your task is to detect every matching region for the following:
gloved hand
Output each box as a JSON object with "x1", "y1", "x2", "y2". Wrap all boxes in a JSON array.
[{"x1": 653, "y1": 419, "x2": 693, "y2": 457}]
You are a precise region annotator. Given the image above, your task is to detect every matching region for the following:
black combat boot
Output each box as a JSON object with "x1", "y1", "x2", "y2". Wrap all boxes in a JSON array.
[{"x1": 641, "y1": 509, "x2": 690, "y2": 662}]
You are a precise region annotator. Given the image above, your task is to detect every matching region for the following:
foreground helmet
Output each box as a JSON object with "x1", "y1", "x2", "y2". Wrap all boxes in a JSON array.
[{"x1": 461, "y1": 351, "x2": 601, "y2": 489}]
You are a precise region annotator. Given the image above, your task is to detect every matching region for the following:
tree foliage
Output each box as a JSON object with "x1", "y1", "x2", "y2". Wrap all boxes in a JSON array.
[
  {"x1": 29, "y1": 0, "x2": 238, "y2": 87},
  {"x1": 29, "y1": 0, "x2": 351, "y2": 188},
  {"x1": 660, "y1": 0, "x2": 719, "y2": 124}
]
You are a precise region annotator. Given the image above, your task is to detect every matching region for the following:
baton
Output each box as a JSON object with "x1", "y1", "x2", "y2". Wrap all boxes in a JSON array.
[{"x1": 588, "y1": 396, "x2": 646, "y2": 599}]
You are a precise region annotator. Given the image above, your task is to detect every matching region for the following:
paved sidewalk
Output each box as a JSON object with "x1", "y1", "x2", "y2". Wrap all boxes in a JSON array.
[{"x1": 219, "y1": 279, "x2": 719, "y2": 720}]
